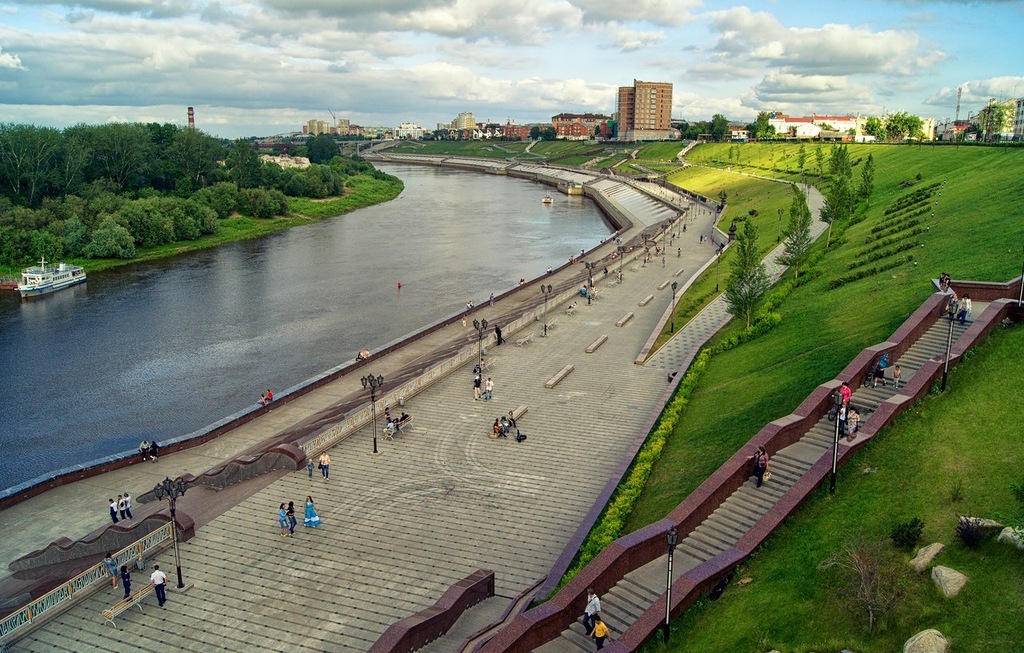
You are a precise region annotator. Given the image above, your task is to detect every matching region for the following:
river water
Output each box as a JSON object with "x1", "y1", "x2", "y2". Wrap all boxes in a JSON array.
[{"x1": 0, "y1": 164, "x2": 612, "y2": 493}]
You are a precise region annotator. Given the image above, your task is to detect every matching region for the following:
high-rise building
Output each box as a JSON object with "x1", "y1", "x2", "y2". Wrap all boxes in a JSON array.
[
  {"x1": 454, "y1": 112, "x2": 476, "y2": 131},
  {"x1": 616, "y1": 80, "x2": 673, "y2": 141}
]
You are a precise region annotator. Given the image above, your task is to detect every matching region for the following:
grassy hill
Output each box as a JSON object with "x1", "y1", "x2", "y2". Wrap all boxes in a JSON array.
[{"x1": 624, "y1": 143, "x2": 1024, "y2": 651}]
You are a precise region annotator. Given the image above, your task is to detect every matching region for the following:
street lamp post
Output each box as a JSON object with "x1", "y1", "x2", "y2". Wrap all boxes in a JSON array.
[
  {"x1": 670, "y1": 281, "x2": 678, "y2": 333},
  {"x1": 941, "y1": 311, "x2": 955, "y2": 392},
  {"x1": 585, "y1": 262, "x2": 595, "y2": 305},
  {"x1": 153, "y1": 476, "x2": 188, "y2": 589},
  {"x1": 360, "y1": 373, "x2": 385, "y2": 454},
  {"x1": 777, "y1": 207, "x2": 784, "y2": 243},
  {"x1": 617, "y1": 245, "x2": 626, "y2": 281},
  {"x1": 830, "y1": 390, "x2": 842, "y2": 494},
  {"x1": 541, "y1": 284, "x2": 553, "y2": 336},
  {"x1": 715, "y1": 250, "x2": 722, "y2": 292},
  {"x1": 472, "y1": 318, "x2": 489, "y2": 362},
  {"x1": 663, "y1": 526, "x2": 678, "y2": 643}
]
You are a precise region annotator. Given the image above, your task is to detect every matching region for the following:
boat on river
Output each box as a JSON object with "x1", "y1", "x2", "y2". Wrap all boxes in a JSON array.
[
  {"x1": 541, "y1": 195, "x2": 554, "y2": 204},
  {"x1": 17, "y1": 258, "x2": 87, "y2": 298}
]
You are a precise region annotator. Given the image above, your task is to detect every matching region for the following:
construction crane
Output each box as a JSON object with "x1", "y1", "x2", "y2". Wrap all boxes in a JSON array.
[
  {"x1": 955, "y1": 86, "x2": 961, "y2": 123},
  {"x1": 328, "y1": 109, "x2": 337, "y2": 123}
]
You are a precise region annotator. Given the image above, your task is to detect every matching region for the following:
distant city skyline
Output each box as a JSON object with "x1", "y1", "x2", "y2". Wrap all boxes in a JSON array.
[{"x1": 1, "y1": 0, "x2": 1021, "y2": 139}]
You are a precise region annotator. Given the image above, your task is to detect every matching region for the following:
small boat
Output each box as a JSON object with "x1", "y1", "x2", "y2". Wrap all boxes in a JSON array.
[
  {"x1": 541, "y1": 195, "x2": 554, "y2": 204},
  {"x1": 17, "y1": 257, "x2": 87, "y2": 298}
]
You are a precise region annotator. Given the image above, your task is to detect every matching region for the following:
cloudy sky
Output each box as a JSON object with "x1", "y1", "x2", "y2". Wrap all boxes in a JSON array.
[{"x1": 1, "y1": 0, "x2": 1022, "y2": 139}]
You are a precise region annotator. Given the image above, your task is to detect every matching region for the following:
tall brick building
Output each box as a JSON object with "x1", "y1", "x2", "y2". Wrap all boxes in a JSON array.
[{"x1": 616, "y1": 80, "x2": 673, "y2": 141}]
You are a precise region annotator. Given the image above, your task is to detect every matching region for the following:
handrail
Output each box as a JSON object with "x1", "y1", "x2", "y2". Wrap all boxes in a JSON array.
[{"x1": 0, "y1": 522, "x2": 173, "y2": 645}]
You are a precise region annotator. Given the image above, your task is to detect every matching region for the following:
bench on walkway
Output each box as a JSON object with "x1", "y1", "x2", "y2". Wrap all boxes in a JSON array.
[
  {"x1": 639, "y1": 294, "x2": 654, "y2": 307},
  {"x1": 545, "y1": 365, "x2": 575, "y2": 389},
  {"x1": 657, "y1": 280, "x2": 670, "y2": 290},
  {"x1": 586, "y1": 335, "x2": 608, "y2": 353},
  {"x1": 616, "y1": 312, "x2": 635, "y2": 327},
  {"x1": 384, "y1": 415, "x2": 413, "y2": 440},
  {"x1": 516, "y1": 333, "x2": 534, "y2": 347},
  {"x1": 101, "y1": 581, "x2": 155, "y2": 629},
  {"x1": 565, "y1": 305, "x2": 577, "y2": 316},
  {"x1": 673, "y1": 267, "x2": 685, "y2": 277},
  {"x1": 510, "y1": 405, "x2": 528, "y2": 421}
]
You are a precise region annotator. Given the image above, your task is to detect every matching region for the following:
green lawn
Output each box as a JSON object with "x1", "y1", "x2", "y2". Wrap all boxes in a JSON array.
[{"x1": 617, "y1": 143, "x2": 1024, "y2": 651}]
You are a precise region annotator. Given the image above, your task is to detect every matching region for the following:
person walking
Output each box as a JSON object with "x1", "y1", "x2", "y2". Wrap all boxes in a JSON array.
[
  {"x1": 304, "y1": 496, "x2": 321, "y2": 528},
  {"x1": 494, "y1": 324, "x2": 504, "y2": 345},
  {"x1": 588, "y1": 616, "x2": 609, "y2": 650},
  {"x1": 582, "y1": 588, "x2": 601, "y2": 633},
  {"x1": 893, "y1": 364, "x2": 902, "y2": 389},
  {"x1": 279, "y1": 503, "x2": 289, "y2": 536},
  {"x1": 747, "y1": 445, "x2": 770, "y2": 488},
  {"x1": 120, "y1": 565, "x2": 132, "y2": 599},
  {"x1": 957, "y1": 294, "x2": 972, "y2": 324},
  {"x1": 473, "y1": 374, "x2": 482, "y2": 400},
  {"x1": 484, "y1": 377, "x2": 494, "y2": 401},
  {"x1": 151, "y1": 565, "x2": 167, "y2": 607},
  {"x1": 117, "y1": 494, "x2": 127, "y2": 521},
  {"x1": 123, "y1": 492, "x2": 134, "y2": 520},
  {"x1": 287, "y1": 501, "x2": 297, "y2": 536},
  {"x1": 319, "y1": 452, "x2": 330, "y2": 480},
  {"x1": 102, "y1": 552, "x2": 118, "y2": 588},
  {"x1": 306, "y1": 459, "x2": 314, "y2": 479},
  {"x1": 108, "y1": 498, "x2": 119, "y2": 524}
]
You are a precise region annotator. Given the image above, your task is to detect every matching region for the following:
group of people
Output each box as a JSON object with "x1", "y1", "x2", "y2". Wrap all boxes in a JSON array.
[
  {"x1": 259, "y1": 388, "x2": 274, "y2": 405},
  {"x1": 473, "y1": 371, "x2": 494, "y2": 401},
  {"x1": 490, "y1": 411, "x2": 520, "y2": 440},
  {"x1": 102, "y1": 552, "x2": 168, "y2": 606},
  {"x1": 308, "y1": 452, "x2": 331, "y2": 480},
  {"x1": 834, "y1": 381, "x2": 863, "y2": 442},
  {"x1": 384, "y1": 408, "x2": 411, "y2": 436},
  {"x1": 869, "y1": 354, "x2": 901, "y2": 389},
  {"x1": 278, "y1": 496, "x2": 322, "y2": 536},
  {"x1": 107, "y1": 492, "x2": 134, "y2": 524},
  {"x1": 582, "y1": 589, "x2": 609, "y2": 650},
  {"x1": 945, "y1": 291, "x2": 972, "y2": 324},
  {"x1": 137, "y1": 440, "x2": 159, "y2": 463}
]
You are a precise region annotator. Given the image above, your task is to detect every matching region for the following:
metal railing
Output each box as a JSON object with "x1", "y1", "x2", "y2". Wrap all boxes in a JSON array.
[{"x1": 0, "y1": 522, "x2": 173, "y2": 645}]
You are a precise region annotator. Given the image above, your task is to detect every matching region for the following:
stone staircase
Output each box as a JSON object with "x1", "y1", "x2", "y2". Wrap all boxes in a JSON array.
[{"x1": 533, "y1": 313, "x2": 976, "y2": 652}]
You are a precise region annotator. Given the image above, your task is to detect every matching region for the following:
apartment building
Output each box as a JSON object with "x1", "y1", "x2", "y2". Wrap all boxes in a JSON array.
[
  {"x1": 551, "y1": 112, "x2": 612, "y2": 140},
  {"x1": 616, "y1": 80, "x2": 673, "y2": 141}
]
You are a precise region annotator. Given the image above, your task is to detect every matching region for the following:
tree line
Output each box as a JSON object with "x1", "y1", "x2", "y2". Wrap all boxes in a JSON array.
[{"x1": 0, "y1": 124, "x2": 391, "y2": 266}]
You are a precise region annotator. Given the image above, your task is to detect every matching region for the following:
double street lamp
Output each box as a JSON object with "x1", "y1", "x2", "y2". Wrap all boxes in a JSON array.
[
  {"x1": 663, "y1": 526, "x2": 679, "y2": 643},
  {"x1": 472, "y1": 318, "x2": 489, "y2": 362},
  {"x1": 584, "y1": 262, "x2": 596, "y2": 305},
  {"x1": 540, "y1": 284, "x2": 553, "y2": 336},
  {"x1": 152, "y1": 476, "x2": 188, "y2": 589},
  {"x1": 360, "y1": 373, "x2": 385, "y2": 455}
]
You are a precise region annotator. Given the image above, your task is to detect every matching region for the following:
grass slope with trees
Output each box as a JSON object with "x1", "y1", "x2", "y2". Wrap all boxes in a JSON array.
[{"x1": 617, "y1": 142, "x2": 1024, "y2": 651}]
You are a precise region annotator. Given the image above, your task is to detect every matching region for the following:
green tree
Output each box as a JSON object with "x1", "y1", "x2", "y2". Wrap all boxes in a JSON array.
[
  {"x1": 796, "y1": 143, "x2": 807, "y2": 174},
  {"x1": 85, "y1": 123, "x2": 153, "y2": 191},
  {"x1": 864, "y1": 116, "x2": 885, "y2": 139},
  {"x1": 725, "y1": 220, "x2": 771, "y2": 328},
  {"x1": 710, "y1": 114, "x2": 730, "y2": 142},
  {"x1": 777, "y1": 186, "x2": 814, "y2": 280},
  {"x1": 0, "y1": 124, "x2": 63, "y2": 207},
  {"x1": 169, "y1": 127, "x2": 223, "y2": 191},
  {"x1": 814, "y1": 146, "x2": 825, "y2": 175},
  {"x1": 859, "y1": 153, "x2": 875, "y2": 201},
  {"x1": 84, "y1": 215, "x2": 136, "y2": 258},
  {"x1": 227, "y1": 140, "x2": 262, "y2": 189},
  {"x1": 746, "y1": 111, "x2": 775, "y2": 140},
  {"x1": 820, "y1": 145, "x2": 854, "y2": 247},
  {"x1": 307, "y1": 134, "x2": 340, "y2": 164},
  {"x1": 193, "y1": 182, "x2": 240, "y2": 219},
  {"x1": 883, "y1": 112, "x2": 924, "y2": 141},
  {"x1": 529, "y1": 126, "x2": 541, "y2": 140}
]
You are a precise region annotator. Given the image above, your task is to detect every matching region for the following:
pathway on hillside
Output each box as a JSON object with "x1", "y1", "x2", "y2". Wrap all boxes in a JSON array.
[{"x1": 534, "y1": 309, "x2": 981, "y2": 652}]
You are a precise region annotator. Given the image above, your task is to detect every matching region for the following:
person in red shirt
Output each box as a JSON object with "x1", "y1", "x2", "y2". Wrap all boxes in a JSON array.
[
  {"x1": 840, "y1": 381, "x2": 852, "y2": 404},
  {"x1": 266, "y1": 389, "x2": 273, "y2": 402}
]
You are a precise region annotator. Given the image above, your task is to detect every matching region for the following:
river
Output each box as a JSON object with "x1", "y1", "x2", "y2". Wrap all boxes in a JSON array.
[{"x1": 0, "y1": 163, "x2": 613, "y2": 493}]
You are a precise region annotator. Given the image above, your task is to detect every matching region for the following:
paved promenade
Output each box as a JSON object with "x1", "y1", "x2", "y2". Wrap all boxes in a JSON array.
[{"x1": 2, "y1": 200, "x2": 730, "y2": 651}]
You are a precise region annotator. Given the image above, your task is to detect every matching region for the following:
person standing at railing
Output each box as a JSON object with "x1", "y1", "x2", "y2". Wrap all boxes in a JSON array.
[
  {"x1": 102, "y1": 552, "x2": 118, "y2": 588},
  {"x1": 120, "y1": 565, "x2": 132, "y2": 599}
]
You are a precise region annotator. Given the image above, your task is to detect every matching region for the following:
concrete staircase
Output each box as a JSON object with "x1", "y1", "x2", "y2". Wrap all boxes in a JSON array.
[{"x1": 533, "y1": 313, "x2": 977, "y2": 652}]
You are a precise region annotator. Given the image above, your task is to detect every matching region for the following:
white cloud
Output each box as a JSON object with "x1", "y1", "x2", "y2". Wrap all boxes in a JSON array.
[{"x1": 0, "y1": 47, "x2": 26, "y2": 69}]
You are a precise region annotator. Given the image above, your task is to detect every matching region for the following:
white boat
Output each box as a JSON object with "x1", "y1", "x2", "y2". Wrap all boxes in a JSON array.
[
  {"x1": 17, "y1": 257, "x2": 87, "y2": 298},
  {"x1": 541, "y1": 195, "x2": 554, "y2": 204}
]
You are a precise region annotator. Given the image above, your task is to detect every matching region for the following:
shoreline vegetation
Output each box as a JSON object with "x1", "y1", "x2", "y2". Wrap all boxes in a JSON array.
[{"x1": 0, "y1": 122, "x2": 404, "y2": 279}]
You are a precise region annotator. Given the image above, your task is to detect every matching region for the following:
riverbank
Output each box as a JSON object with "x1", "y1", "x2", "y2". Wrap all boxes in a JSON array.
[{"x1": 0, "y1": 174, "x2": 404, "y2": 279}]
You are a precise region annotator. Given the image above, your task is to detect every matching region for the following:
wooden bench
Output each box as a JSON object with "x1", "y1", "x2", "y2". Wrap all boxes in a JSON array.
[
  {"x1": 510, "y1": 405, "x2": 528, "y2": 421},
  {"x1": 515, "y1": 333, "x2": 534, "y2": 347},
  {"x1": 101, "y1": 581, "x2": 155, "y2": 628},
  {"x1": 546, "y1": 317, "x2": 558, "y2": 331},
  {"x1": 616, "y1": 312, "x2": 635, "y2": 327},
  {"x1": 545, "y1": 365, "x2": 575, "y2": 389},
  {"x1": 586, "y1": 335, "x2": 608, "y2": 353},
  {"x1": 657, "y1": 280, "x2": 670, "y2": 290},
  {"x1": 384, "y1": 415, "x2": 413, "y2": 440},
  {"x1": 639, "y1": 294, "x2": 654, "y2": 306}
]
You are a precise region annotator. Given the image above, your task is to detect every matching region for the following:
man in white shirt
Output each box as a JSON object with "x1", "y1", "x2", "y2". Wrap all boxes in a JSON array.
[
  {"x1": 484, "y1": 377, "x2": 494, "y2": 401},
  {"x1": 583, "y1": 588, "x2": 601, "y2": 633},
  {"x1": 151, "y1": 565, "x2": 168, "y2": 607},
  {"x1": 122, "y1": 492, "x2": 133, "y2": 520}
]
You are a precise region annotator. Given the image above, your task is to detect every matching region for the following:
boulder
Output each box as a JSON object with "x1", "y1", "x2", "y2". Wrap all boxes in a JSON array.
[
  {"x1": 997, "y1": 527, "x2": 1024, "y2": 551},
  {"x1": 931, "y1": 565, "x2": 968, "y2": 598},
  {"x1": 909, "y1": 542, "x2": 944, "y2": 572},
  {"x1": 903, "y1": 629, "x2": 950, "y2": 653},
  {"x1": 959, "y1": 516, "x2": 1004, "y2": 538}
]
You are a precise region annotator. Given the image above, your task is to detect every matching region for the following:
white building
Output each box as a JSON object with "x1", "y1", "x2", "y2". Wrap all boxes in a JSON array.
[{"x1": 395, "y1": 122, "x2": 425, "y2": 139}]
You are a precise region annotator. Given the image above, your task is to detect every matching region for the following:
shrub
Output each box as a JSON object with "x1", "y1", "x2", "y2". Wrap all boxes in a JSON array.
[
  {"x1": 890, "y1": 517, "x2": 925, "y2": 550},
  {"x1": 955, "y1": 516, "x2": 985, "y2": 549},
  {"x1": 949, "y1": 477, "x2": 965, "y2": 503}
]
